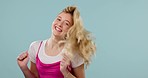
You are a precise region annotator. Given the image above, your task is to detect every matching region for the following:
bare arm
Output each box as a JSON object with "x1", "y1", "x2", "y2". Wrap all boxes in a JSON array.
[
  {"x1": 60, "y1": 53, "x2": 85, "y2": 78},
  {"x1": 30, "y1": 61, "x2": 39, "y2": 78},
  {"x1": 17, "y1": 52, "x2": 39, "y2": 78},
  {"x1": 21, "y1": 66, "x2": 37, "y2": 78},
  {"x1": 65, "y1": 64, "x2": 85, "y2": 78}
]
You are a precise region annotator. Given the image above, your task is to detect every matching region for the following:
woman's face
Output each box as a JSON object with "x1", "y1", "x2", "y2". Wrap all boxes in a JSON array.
[{"x1": 52, "y1": 12, "x2": 73, "y2": 39}]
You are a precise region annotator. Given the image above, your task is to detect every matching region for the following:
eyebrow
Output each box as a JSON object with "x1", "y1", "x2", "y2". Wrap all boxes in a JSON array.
[{"x1": 57, "y1": 16, "x2": 62, "y2": 19}]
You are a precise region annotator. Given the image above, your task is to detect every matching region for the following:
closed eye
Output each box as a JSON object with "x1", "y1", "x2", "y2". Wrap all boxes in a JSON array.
[
  {"x1": 57, "y1": 18, "x2": 61, "y2": 21},
  {"x1": 66, "y1": 22, "x2": 69, "y2": 26},
  {"x1": 65, "y1": 21, "x2": 71, "y2": 26}
]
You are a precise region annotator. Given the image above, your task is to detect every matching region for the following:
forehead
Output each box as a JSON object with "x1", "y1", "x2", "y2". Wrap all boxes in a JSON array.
[{"x1": 58, "y1": 12, "x2": 73, "y2": 23}]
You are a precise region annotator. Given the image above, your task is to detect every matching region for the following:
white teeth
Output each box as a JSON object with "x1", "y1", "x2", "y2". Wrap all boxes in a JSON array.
[{"x1": 55, "y1": 27, "x2": 62, "y2": 32}]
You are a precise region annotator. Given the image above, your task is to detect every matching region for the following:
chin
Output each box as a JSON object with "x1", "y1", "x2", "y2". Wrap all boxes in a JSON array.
[{"x1": 52, "y1": 32, "x2": 61, "y2": 37}]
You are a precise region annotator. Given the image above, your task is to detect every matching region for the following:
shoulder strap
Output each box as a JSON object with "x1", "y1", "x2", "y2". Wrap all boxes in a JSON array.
[{"x1": 37, "y1": 41, "x2": 43, "y2": 55}]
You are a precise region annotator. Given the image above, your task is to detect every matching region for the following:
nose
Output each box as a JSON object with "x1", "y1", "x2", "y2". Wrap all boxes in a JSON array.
[{"x1": 57, "y1": 21, "x2": 63, "y2": 27}]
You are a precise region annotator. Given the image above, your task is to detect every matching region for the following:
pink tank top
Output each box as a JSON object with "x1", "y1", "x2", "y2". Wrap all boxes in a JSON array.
[{"x1": 36, "y1": 41, "x2": 72, "y2": 78}]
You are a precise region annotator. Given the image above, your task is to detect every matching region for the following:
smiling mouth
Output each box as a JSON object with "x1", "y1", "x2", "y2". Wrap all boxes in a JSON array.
[{"x1": 55, "y1": 26, "x2": 62, "y2": 32}]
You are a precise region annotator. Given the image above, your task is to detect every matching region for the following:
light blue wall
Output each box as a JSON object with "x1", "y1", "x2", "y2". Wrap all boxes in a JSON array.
[{"x1": 0, "y1": 0, "x2": 147, "y2": 78}]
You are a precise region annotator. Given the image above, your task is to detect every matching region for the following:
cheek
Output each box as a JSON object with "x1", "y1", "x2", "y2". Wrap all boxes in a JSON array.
[
  {"x1": 63, "y1": 27, "x2": 69, "y2": 32},
  {"x1": 62, "y1": 28, "x2": 70, "y2": 34},
  {"x1": 51, "y1": 22, "x2": 56, "y2": 30}
]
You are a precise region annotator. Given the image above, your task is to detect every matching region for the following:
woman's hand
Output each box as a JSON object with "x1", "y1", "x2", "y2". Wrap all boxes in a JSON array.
[
  {"x1": 17, "y1": 51, "x2": 29, "y2": 71},
  {"x1": 60, "y1": 53, "x2": 71, "y2": 76}
]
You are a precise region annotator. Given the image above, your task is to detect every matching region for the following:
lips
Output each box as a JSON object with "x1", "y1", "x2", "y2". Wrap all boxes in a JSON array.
[{"x1": 55, "y1": 26, "x2": 62, "y2": 32}]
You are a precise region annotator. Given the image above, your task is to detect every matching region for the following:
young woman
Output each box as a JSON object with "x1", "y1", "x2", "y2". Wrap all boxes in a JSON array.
[{"x1": 17, "y1": 6, "x2": 96, "y2": 78}]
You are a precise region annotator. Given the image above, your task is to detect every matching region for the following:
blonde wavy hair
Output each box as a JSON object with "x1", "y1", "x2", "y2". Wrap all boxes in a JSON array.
[{"x1": 59, "y1": 6, "x2": 96, "y2": 66}]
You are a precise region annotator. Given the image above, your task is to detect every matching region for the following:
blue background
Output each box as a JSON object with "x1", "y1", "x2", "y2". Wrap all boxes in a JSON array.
[{"x1": 0, "y1": 0, "x2": 148, "y2": 78}]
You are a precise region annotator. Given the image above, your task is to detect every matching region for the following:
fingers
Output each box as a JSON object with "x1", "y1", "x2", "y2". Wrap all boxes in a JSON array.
[
  {"x1": 67, "y1": 65, "x2": 72, "y2": 71},
  {"x1": 60, "y1": 53, "x2": 72, "y2": 74},
  {"x1": 60, "y1": 59, "x2": 65, "y2": 67},
  {"x1": 62, "y1": 53, "x2": 70, "y2": 61},
  {"x1": 61, "y1": 53, "x2": 71, "y2": 66},
  {"x1": 17, "y1": 51, "x2": 28, "y2": 61}
]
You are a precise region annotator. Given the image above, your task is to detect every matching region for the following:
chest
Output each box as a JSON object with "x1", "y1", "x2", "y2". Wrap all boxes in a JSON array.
[{"x1": 45, "y1": 46, "x2": 63, "y2": 56}]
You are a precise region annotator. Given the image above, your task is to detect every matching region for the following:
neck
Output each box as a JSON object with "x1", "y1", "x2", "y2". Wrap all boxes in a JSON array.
[
  {"x1": 47, "y1": 35, "x2": 64, "y2": 48},
  {"x1": 50, "y1": 35, "x2": 62, "y2": 43}
]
